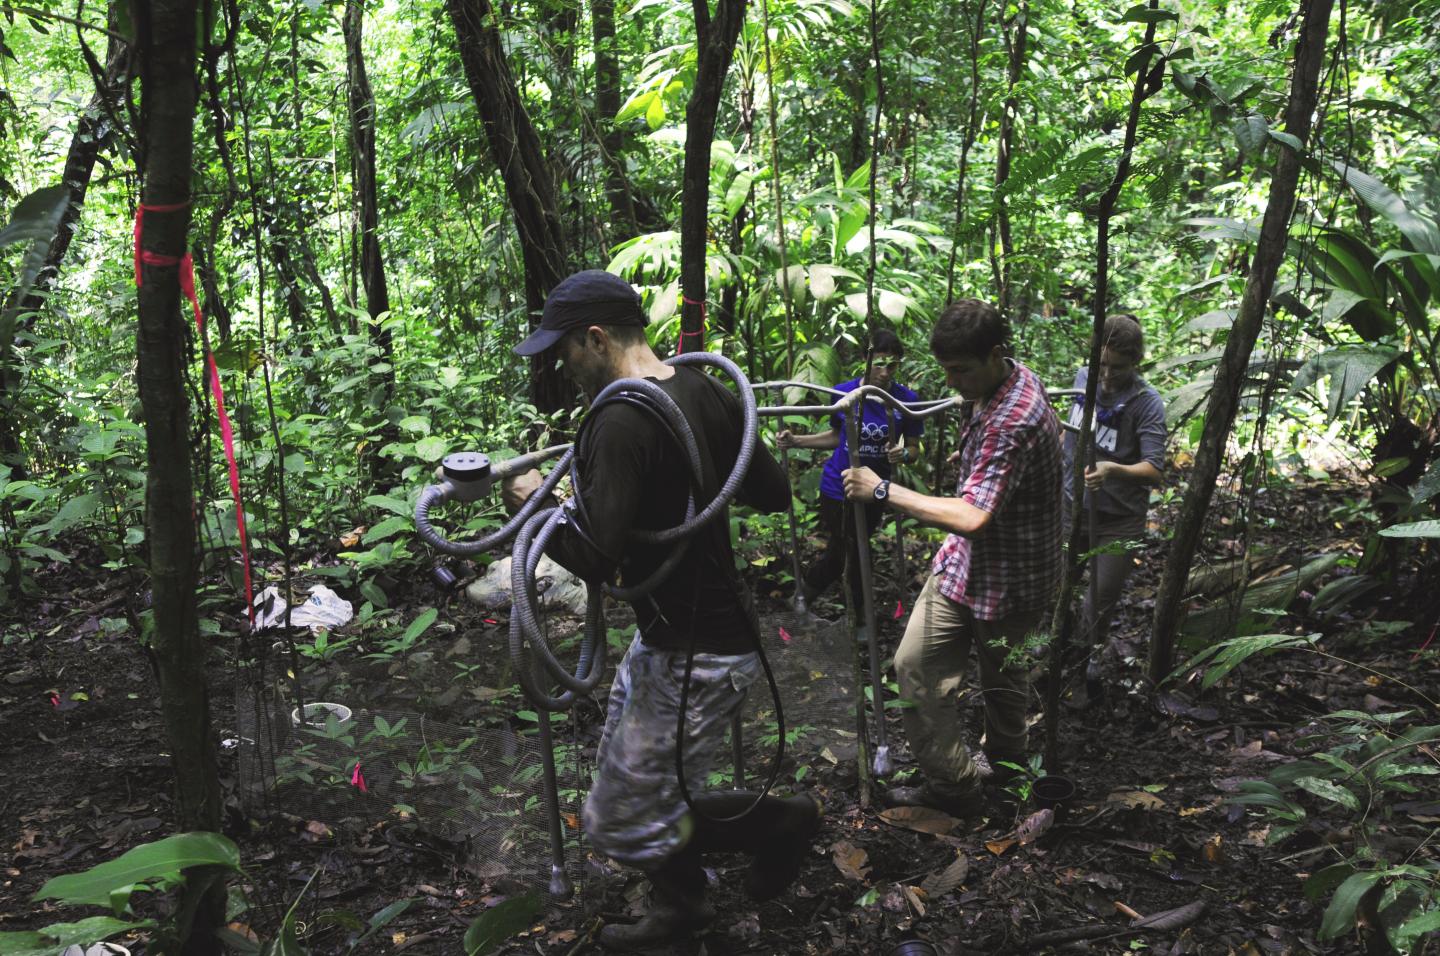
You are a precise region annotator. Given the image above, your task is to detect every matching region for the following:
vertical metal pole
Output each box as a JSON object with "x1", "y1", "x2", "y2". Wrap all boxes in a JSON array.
[
  {"x1": 772, "y1": 388, "x2": 809, "y2": 614},
  {"x1": 537, "y1": 709, "x2": 573, "y2": 899},
  {"x1": 889, "y1": 407, "x2": 907, "y2": 609},
  {"x1": 730, "y1": 713, "x2": 746, "y2": 788},
  {"x1": 846, "y1": 397, "x2": 892, "y2": 776}
]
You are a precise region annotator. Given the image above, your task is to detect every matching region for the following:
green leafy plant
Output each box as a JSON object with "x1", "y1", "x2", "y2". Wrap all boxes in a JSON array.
[
  {"x1": 1229, "y1": 712, "x2": 1440, "y2": 953},
  {"x1": 0, "y1": 832, "x2": 241, "y2": 956}
]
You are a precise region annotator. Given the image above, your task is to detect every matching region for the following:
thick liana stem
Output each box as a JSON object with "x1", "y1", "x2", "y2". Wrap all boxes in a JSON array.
[{"x1": 1148, "y1": 0, "x2": 1335, "y2": 682}]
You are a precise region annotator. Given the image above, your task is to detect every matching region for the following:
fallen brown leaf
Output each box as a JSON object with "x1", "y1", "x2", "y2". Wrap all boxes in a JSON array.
[
  {"x1": 919, "y1": 852, "x2": 969, "y2": 898},
  {"x1": 831, "y1": 840, "x2": 871, "y2": 882},
  {"x1": 985, "y1": 838, "x2": 1016, "y2": 856},
  {"x1": 902, "y1": 884, "x2": 927, "y2": 917},
  {"x1": 878, "y1": 805, "x2": 959, "y2": 835},
  {"x1": 1016, "y1": 808, "x2": 1054, "y2": 845},
  {"x1": 1106, "y1": 789, "x2": 1166, "y2": 810}
]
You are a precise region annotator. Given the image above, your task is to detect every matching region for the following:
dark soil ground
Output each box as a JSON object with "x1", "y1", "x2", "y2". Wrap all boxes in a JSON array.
[{"x1": 3, "y1": 472, "x2": 1437, "y2": 955}]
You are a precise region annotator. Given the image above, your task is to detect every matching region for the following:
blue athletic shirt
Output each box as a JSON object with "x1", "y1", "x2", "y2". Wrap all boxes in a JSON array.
[{"x1": 818, "y1": 377, "x2": 925, "y2": 501}]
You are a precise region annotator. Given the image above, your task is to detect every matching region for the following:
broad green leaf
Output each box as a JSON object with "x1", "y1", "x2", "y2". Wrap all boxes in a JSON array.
[
  {"x1": 1411, "y1": 460, "x2": 1440, "y2": 505},
  {"x1": 645, "y1": 93, "x2": 666, "y2": 130},
  {"x1": 438, "y1": 367, "x2": 462, "y2": 390},
  {"x1": 1293, "y1": 775, "x2": 1360, "y2": 811},
  {"x1": 1331, "y1": 161, "x2": 1440, "y2": 255},
  {"x1": 1379, "y1": 520, "x2": 1440, "y2": 539},
  {"x1": 842, "y1": 159, "x2": 872, "y2": 191},
  {"x1": 403, "y1": 607, "x2": 438, "y2": 644},
  {"x1": 1121, "y1": 4, "x2": 1179, "y2": 23},
  {"x1": 835, "y1": 205, "x2": 868, "y2": 254},
  {"x1": 1395, "y1": 909, "x2": 1440, "y2": 945},
  {"x1": 0, "y1": 185, "x2": 70, "y2": 343},
  {"x1": 463, "y1": 892, "x2": 542, "y2": 955},
  {"x1": 0, "y1": 930, "x2": 49, "y2": 955},
  {"x1": 1181, "y1": 309, "x2": 1234, "y2": 333},
  {"x1": 1319, "y1": 871, "x2": 1382, "y2": 939},
  {"x1": 775, "y1": 265, "x2": 807, "y2": 304},
  {"x1": 808, "y1": 264, "x2": 856, "y2": 302},
  {"x1": 1232, "y1": 114, "x2": 1269, "y2": 157},
  {"x1": 649, "y1": 279, "x2": 679, "y2": 325},
  {"x1": 362, "y1": 515, "x2": 410, "y2": 544},
  {"x1": 414, "y1": 436, "x2": 449, "y2": 461},
  {"x1": 1289, "y1": 345, "x2": 1400, "y2": 422},
  {"x1": 877, "y1": 289, "x2": 910, "y2": 321},
  {"x1": 42, "y1": 492, "x2": 102, "y2": 535},
  {"x1": 364, "y1": 494, "x2": 413, "y2": 516},
  {"x1": 35, "y1": 833, "x2": 240, "y2": 909},
  {"x1": 723, "y1": 171, "x2": 754, "y2": 219},
  {"x1": 1305, "y1": 863, "x2": 1356, "y2": 902},
  {"x1": 1267, "y1": 129, "x2": 1303, "y2": 151},
  {"x1": 398, "y1": 416, "x2": 431, "y2": 436}
]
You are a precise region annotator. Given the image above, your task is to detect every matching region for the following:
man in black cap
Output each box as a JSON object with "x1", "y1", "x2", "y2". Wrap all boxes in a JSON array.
[{"x1": 502, "y1": 270, "x2": 821, "y2": 950}]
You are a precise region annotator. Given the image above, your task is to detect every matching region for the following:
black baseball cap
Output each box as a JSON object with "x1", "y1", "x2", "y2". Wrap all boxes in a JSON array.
[{"x1": 513, "y1": 270, "x2": 646, "y2": 356}]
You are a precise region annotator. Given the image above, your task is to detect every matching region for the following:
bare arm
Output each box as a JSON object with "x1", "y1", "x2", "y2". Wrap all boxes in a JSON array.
[
  {"x1": 776, "y1": 428, "x2": 841, "y2": 451},
  {"x1": 1084, "y1": 459, "x2": 1162, "y2": 490},
  {"x1": 843, "y1": 465, "x2": 993, "y2": 537}
]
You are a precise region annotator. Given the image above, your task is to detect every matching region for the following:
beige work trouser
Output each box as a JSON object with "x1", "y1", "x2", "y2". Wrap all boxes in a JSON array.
[{"x1": 894, "y1": 575, "x2": 1044, "y2": 791}]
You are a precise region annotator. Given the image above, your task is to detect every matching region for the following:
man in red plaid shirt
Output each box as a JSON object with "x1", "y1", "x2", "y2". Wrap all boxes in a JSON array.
[{"x1": 843, "y1": 299, "x2": 1062, "y2": 816}]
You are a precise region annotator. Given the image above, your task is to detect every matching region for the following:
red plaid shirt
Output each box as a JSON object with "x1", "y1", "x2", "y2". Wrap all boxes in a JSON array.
[{"x1": 931, "y1": 360, "x2": 1062, "y2": 620}]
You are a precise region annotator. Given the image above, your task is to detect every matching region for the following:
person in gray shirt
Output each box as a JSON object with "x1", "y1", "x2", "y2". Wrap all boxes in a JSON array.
[{"x1": 1062, "y1": 314, "x2": 1166, "y2": 671}]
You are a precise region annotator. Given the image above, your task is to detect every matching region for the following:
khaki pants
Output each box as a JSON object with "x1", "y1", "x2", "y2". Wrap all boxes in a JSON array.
[{"x1": 894, "y1": 575, "x2": 1043, "y2": 790}]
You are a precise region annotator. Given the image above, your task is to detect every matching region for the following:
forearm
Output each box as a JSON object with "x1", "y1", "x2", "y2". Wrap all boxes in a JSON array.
[
  {"x1": 795, "y1": 429, "x2": 841, "y2": 450},
  {"x1": 886, "y1": 483, "x2": 991, "y2": 536},
  {"x1": 1108, "y1": 461, "x2": 1162, "y2": 485}
]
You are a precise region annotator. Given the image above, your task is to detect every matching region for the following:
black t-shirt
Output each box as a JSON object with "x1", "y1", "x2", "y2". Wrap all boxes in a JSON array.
[{"x1": 546, "y1": 366, "x2": 790, "y2": 654}]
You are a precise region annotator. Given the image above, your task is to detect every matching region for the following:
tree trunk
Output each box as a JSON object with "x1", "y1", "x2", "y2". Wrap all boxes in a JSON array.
[
  {"x1": 449, "y1": 0, "x2": 573, "y2": 411},
  {"x1": 133, "y1": 0, "x2": 224, "y2": 952},
  {"x1": 1044, "y1": 5, "x2": 1162, "y2": 771},
  {"x1": 1147, "y1": 0, "x2": 1334, "y2": 681},
  {"x1": 591, "y1": 0, "x2": 640, "y2": 236},
  {"x1": 994, "y1": 0, "x2": 1027, "y2": 316},
  {"x1": 678, "y1": 0, "x2": 747, "y2": 352},
  {"x1": 344, "y1": 0, "x2": 394, "y2": 411}
]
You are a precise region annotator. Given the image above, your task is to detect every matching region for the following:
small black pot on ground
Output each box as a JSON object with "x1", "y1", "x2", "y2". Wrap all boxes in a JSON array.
[{"x1": 1033, "y1": 774, "x2": 1078, "y2": 817}]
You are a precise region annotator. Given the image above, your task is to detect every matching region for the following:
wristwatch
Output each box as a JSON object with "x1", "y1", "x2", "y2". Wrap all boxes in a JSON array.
[{"x1": 873, "y1": 480, "x2": 891, "y2": 503}]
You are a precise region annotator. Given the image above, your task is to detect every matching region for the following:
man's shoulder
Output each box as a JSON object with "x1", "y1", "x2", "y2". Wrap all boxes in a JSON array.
[
  {"x1": 892, "y1": 382, "x2": 921, "y2": 402},
  {"x1": 1002, "y1": 363, "x2": 1057, "y2": 421}
]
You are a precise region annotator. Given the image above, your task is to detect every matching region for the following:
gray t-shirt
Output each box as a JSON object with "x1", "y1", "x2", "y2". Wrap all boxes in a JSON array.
[{"x1": 1061, "y1": 367, "x2": 1166, "y2": 518}]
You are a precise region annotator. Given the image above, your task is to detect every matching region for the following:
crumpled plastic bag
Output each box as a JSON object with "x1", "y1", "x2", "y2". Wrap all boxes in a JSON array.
[
  {"x1": 252, "y1": 584, "x2": 354, "y2": 632},
  {"x1": 465, "y1": 556, "x2": 588, "y2": 617}
]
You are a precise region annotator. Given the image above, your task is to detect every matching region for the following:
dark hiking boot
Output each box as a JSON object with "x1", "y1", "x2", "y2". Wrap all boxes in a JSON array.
[
  {"x1": 883, "y1": 780, "x2": 987, "y2": 818},
  {"x1": 597, "y1": 896, "x2": 716, "y2": 951},
  {"x1": 981, "y1": 750, "x2": 1025, "y2": 787},
  {"x1": 598, "y1": 854, "x2": 713, "y2": 952},
  {"x1": 686, "y1": 791, "x2": 825, "y2": 901},
  {"x1": 744, "y1": 794, "x2": 823, "y2": 901}
]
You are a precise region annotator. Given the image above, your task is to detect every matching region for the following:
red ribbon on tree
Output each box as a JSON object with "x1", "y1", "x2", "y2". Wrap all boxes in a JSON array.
[
  {"x1": 678, "y1": 295, "x2": 708, "y2": 354},
  {"x1": 134, "y1": 201, "x2": 255, "y2": 627}
]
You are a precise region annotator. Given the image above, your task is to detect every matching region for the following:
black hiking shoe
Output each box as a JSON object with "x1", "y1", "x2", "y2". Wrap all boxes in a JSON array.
[
  {"x1": 744, "y1": 794, "x2": 823, "y2": 901},
  {"x1": 882, "y1": 781, "x2": 987, "y2": 818},
  {"x1": 597, "y1": 897, "x2": 716, "y2": 951}
]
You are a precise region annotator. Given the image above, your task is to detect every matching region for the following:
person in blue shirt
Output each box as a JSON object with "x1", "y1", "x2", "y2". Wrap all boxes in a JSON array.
[{"x1": 777, "y1": 329, "x2": 923, "y2": 614}]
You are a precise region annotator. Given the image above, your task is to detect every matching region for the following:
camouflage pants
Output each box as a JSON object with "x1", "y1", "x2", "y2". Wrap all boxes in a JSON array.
[{"x1": 582, "y1": 632, "x2": 760, "y2": 867}]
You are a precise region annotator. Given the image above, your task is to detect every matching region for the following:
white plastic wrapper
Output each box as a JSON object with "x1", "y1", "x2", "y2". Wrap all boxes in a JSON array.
[{"x1": 252, "y1": 584, "x2": 355, "y2": 632}]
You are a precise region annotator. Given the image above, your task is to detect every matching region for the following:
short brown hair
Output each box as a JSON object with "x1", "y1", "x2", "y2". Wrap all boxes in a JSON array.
[
  {"x1": 1101, "y1": 313, "x2": 1144, "y2": 362},
  {"x1": 930, "y1": 299, "x2": 1009, "y2": 360}
]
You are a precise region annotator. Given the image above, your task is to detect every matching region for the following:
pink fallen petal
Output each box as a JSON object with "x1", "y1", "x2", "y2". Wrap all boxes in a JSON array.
[
  {"x1": 351, "y1": 761, "x2": 368, "y2": 793},
  {"x1": 778, "y1": 627, "x2": 793, "y2": 643},
  {"x1": 893, "y1": 600, "x2": 906, "y2": 620}
]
